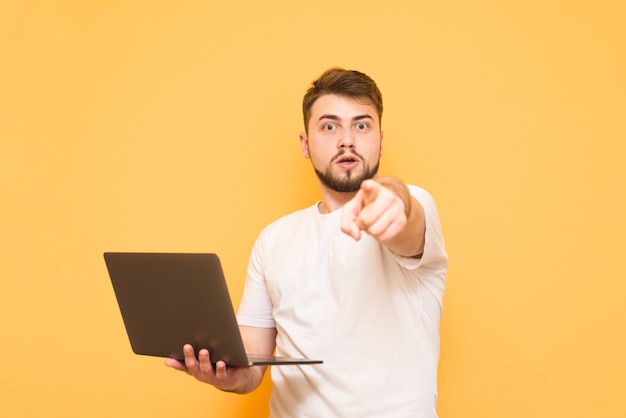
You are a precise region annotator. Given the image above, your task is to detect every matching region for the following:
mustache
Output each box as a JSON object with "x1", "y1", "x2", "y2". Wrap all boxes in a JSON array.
[{"x1": 332, "y1": 149, "x2": 364, "y2": 163}]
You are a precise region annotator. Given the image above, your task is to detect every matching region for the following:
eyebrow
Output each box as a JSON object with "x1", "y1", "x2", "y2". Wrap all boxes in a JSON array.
[{"x1": 317, "y1": 114, "x2": 374, "y2": 122}]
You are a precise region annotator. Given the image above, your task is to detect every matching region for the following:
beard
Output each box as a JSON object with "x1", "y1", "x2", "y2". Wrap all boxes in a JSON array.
[{"x1": 313, "y1": 156, "x2": 380, "y2": 193}]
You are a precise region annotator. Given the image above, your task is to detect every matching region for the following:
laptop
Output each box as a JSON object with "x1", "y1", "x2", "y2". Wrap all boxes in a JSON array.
[{"x1": 104, "y1": 252, "x2": 322, "y2": 367}]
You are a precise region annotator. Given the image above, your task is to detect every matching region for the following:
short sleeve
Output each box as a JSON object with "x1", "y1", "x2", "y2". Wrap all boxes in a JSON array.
[
  {"x1": 390, "y1": 185, "x2": 448, "y2": 272},
  {"x1": 236, "y1": 230, "x2": 276, "y2": 328}
]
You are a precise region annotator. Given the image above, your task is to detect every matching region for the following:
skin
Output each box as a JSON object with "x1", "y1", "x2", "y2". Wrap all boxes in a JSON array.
[
  {"x1": 164, "y1": 326, "x2": 276, "y2": 393},
  {"x1": 165, "y1": 93, "x2": 426, "y2": 393},
  {"x1": 301, "y1": 94, "x2": 425, "y2": 257}
]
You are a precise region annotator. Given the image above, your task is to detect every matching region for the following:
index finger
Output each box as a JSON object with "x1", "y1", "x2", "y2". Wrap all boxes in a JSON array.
[
  {"x1": 360, "y1": 179, "x2": 380, "y2": 204},
  {"x1": 182, "y1": 344, "x2": 202, "y2": 371}
]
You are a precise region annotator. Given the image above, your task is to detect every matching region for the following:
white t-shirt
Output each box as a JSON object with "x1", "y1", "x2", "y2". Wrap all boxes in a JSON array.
[{"x1": 237, "y1": 185, "x2": 448, "y2": 418}]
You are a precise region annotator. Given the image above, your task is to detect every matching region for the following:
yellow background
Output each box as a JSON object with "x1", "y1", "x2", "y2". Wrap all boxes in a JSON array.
[{"x1": 1, "y1": 1, "x2": 624, "y2": 417}]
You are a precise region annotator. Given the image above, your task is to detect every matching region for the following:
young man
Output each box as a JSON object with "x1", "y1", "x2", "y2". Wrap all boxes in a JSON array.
[{"x1": 166, "y1": 68, "x2": 448, "y2": 417}]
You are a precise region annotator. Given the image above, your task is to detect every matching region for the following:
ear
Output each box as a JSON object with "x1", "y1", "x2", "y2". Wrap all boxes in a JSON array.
[
  {"x1": 379, "y1": 130, "x2": 384, "y2": 157},
  {"x1": 299, "y1": 132, "x2": 311, "y2": 159}
]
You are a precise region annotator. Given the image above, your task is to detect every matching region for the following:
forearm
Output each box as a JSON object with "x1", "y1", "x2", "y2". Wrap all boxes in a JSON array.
[
  {"x1": 223, "y1": 365, "x2": 268, "y2": 394},
  {"x1": 224, "y1": 325, "x2": 276, "y2": 394},
  {"x1": 376, "y1": 176, "x2": 413, "y2": 219},
  {"x1": 375, "y1": 176, "x2": 426, "y2": 257}
]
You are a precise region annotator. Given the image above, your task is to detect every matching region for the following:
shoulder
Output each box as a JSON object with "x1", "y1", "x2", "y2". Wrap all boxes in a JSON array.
[
  {"x1": 404, "y1": 184, "x2": 448, "y2": 270},
  {"x1": 407, "y1": 184, "x2": 434, "y2": 202},
  {"x1": 249, "y1": 203, "x2": 325, "y2": 269},
  {"x1": 263, "y1": 203, "x2": 319, "y2": 231},
  {"x1": 254, "y1": 203, "x2": 320, "y2": 248},
  {"x1": 407, "y1": 184, "x2": 442, "y2": 216}
]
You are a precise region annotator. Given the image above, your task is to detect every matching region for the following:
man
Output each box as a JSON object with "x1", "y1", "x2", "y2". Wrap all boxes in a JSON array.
[{"x1": 165, "y1": 67, "x2": 448, "y2": 417}]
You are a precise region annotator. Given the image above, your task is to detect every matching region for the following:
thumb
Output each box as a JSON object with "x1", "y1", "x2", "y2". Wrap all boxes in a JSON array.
[{"x1": 340, "y1": 193, "x2": 363, "y2": 240}]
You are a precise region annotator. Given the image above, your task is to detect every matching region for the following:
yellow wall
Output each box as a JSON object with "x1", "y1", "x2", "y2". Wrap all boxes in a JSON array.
[{"x1": 1, "y1": 1, "x2": 624, "y2": 417}]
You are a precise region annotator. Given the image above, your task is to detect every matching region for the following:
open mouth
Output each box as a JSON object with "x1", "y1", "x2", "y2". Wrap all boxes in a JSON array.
[
  {"x1": 335, "y1": 154, "x2": 360, "y2": 170},
  {"x1": 336, "y1": 154, "x2": 360, "y2": 164}
]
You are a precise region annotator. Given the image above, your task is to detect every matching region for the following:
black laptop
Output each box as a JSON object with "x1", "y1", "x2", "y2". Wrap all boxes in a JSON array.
[{"x1": 104, "y1": 252, "x2": 322, "y2": 367}]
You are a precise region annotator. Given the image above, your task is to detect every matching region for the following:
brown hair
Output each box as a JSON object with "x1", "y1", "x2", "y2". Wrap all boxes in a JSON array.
[{"x1": 302, "y1": 67, "x2": 383, "y2": 132}]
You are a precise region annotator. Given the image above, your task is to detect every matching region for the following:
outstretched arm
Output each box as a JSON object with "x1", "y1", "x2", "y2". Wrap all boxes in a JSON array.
[{"x1": 341, "y1": 176, "x2": 425, "y2": 258}]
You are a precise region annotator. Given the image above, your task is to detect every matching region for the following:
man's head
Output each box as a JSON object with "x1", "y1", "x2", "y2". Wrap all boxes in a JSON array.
[
  {"x1": 302, "y1": 68, "x2": 383, "y2": 134},
  {"x1": 300, "y1": 68, "x2": 384, "y2": 193}
]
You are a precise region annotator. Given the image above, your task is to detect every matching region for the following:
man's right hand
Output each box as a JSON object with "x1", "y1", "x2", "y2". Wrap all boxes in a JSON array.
[{"x1": 164, "y1": 344, "x2": 255, "y2": 394}]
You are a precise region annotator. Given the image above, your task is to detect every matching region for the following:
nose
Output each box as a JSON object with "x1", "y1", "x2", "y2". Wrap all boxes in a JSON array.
[{"x1": 338, "y1": 130, "x2": 355, "y2": 149}]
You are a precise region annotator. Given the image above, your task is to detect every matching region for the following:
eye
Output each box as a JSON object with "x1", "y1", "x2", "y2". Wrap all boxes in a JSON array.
[
  {"x1": 356, "y1": 122, "x2": 368, "y2": 130},
  {"x1": 323, "y1": 124, "x2": 335, "y2": 131}
]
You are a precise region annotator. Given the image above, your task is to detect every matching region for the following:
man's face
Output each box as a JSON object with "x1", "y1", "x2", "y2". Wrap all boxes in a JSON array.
[{"x1": 299, "y1": 94, "x2": 383, "y2": 193}]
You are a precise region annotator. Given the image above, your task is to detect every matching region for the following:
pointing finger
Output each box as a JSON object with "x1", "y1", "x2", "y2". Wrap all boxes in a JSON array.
[{"x1": 360, "y1": 179, "x2": 380, "y2": 204}]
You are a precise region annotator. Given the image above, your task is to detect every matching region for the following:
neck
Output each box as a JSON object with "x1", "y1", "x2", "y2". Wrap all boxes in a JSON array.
[{"x1": 318, "y1": 186, "x2": 357, "y2": 214}]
